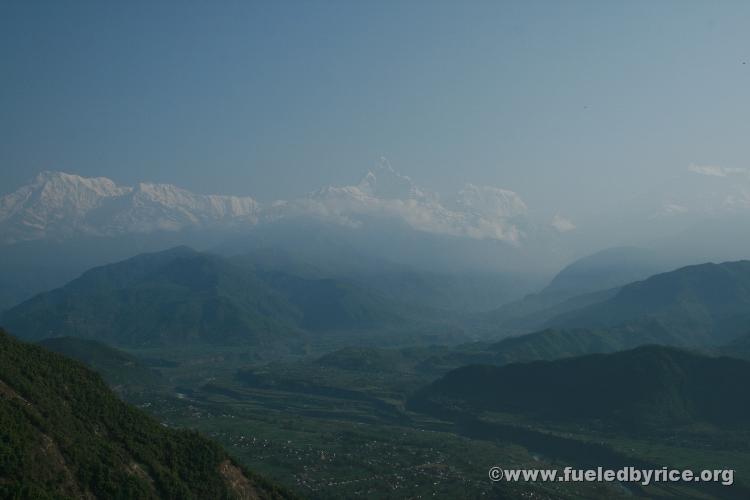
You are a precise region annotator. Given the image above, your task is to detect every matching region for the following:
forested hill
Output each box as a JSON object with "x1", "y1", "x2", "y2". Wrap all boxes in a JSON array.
[
  {"x1": 549, "y1": 260, "x2": 750, "y2": 344},
  {"x1": 0, "y1": 246, "x2": 409, "y2": 347},
  {"x1": 411, "y1": 345, "x2": 750, "y2": 429},
  {"x1": 0, "y1": 328, "x2": 292, "y2": 499}
]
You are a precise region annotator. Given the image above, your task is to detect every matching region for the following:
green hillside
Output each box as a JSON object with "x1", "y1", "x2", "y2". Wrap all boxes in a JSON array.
[
  {"x1": 0, "y1": 329, "x2": 291, "y2": 499},
  {"x1": 38, "y1": 336, "x2": 163, "y2": 391},
  {"x1": 411, "y1": 345, "x2": 750, "y2": 429},
  {"x1": 484, "y1": 286, "x2": 619, "y2": 334},
  {"x1": 486, "y1": 323, "x2": 672, "y2": 361},
  {"x1": 550, "y1": 260, "x2": 750, "y2": 344},
  {"x1": 1, "y1": 247, "x2": 410, "y2": 347},
  {"x1": 483, "y1": 246, "x2": 670, "y2": 334},
  {"x1": 543, "y1": 246, "x2": 669, "y2": 296},
  {"x1": 414, "y1": 321, "x2": 680, "y2": 374}
]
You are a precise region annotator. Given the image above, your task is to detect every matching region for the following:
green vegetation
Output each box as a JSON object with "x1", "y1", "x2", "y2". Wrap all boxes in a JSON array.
[
  {"x1": 411, "y1": 345, "x2": 750, "y2": 428},
  {"x1": 552, "y1": 260, "x2": 750, "y2": 344},
  {"x1": 82, "y1": 338, "x2": 748, "y2": 498},
  {"x1": 483, "y1": 287, "x2": 619, "y2": 334},
  {"x1": 38, "y1": 336, "x2": 164, "y2": 393},
  {"x1": 483, "y1": 246, "x2": 669, "y2": 334},
  {"x1": 0, "y1": 329, "x2": 292, "y2": 499},
  {"x1": 1, "y1": 247, "x2": 424, "y2": 347},
  {"x1": 541, "y1": 246, "x2": 669, "y2": 297},
  {"x1": 133, "y1": 344, "x2": 633, "y2": 499},
  {"x1": 409, "y1": 321, "x2": 678, "y2": 375},
  {"x1": 6, "y1": 250, "x2": 750, "y2": 498}
]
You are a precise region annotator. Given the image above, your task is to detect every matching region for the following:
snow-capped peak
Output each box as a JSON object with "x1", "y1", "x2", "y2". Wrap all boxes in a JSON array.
[
  {"x1": 0, "y1": 172, "x2": 259, "y2": 244},
  {"x1": 33, "y1": 170, "x2": 129, "y2": 196},
  {"x1": 1, "y1": 165, "x2": 534, "y2": 246},
  {"x1": 286, "y1": 161, "x2": 530, "y2": 243},
  {"x1": 356, "y1": 157, "x2": 426, "y2": 200},
  {"x1": 0, "y1": 171, "x2": 134, "y2": 242}
]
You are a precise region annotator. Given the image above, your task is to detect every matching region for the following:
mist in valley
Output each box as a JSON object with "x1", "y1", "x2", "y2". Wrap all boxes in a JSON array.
[{"x1": 2, "y1": 2, "x2": 750, "y2": 499}]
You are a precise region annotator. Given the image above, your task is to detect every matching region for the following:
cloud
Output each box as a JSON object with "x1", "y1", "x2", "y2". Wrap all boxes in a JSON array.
[
  {"x1": 651, "y1": 203, "x2": 689, "y2": 219},
  {"x1": 688, "y1": 165, "x2": 747, "y2": 177},
  {"x1": 722, "y1": 190, "x2": 750, "y2": 211},
  {"x1": 551, "y1": 214, "x2": 576, "y2": 232}
]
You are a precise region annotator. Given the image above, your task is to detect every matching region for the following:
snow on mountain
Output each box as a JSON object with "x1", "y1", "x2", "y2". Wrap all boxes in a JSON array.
[
  {"x1": 0, "y1": 171, "x2": 129, "y2": 223},
  {"x1": 284, "y1": 159, "x2": 530, "y2": 243},
  {"x1": 0, "y1": 163, "x2": 538, "y2": 245},
  {"x1": 109, "y1": 182, "x2": 259, "y2": 232},
  {"x1": 356, "y1": 157, "x2": 432, "y2": 200},
  {"x1": 0, "y1": 171, "x2": 259, "y2": 244},
  {"x1": 0, "y1": 171, "x2": 130, "y2": 243}
]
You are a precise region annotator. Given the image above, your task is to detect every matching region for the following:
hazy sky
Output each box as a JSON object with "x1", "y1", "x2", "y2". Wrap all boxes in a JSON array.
[{"x1": 2, "y1": 1, "x2": 749, "y2": 219}]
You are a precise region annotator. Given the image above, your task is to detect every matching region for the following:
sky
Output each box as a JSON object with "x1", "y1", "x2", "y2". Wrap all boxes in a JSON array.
[{"x1": 2, "y1": 0, "x2": 749, "y2": 221}]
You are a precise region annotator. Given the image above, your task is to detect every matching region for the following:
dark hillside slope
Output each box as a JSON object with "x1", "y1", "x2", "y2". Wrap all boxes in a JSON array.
[
  {"x1": 411, "y1": 345, "x2": 750, "y2": 429},
  {"x1": 416, "y1": 321, "x2": 681, "y2": 374},
  {"x1": 543, "y1": 246, "x2": 669, "y2": 297},
  {"x1": 484, "y1": 246, "x2": 670, "y2": 332},
  {"x1": 38, "y1": 336, "x2": 163, "y2": 391},
  {"x1": 549, "y1": 260, "x2": 750, "y2": 345},
  {"x1": 0, "y1": 329, "x2": 291, "y2": 499},
  {"x1": 485, "y1": 321, "x2": 682, "y2": 363}
]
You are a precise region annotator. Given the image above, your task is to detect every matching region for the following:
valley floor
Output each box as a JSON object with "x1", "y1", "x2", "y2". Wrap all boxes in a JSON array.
[{"x1": 119, "y1": 345, "x2": 749, "y2": 499}]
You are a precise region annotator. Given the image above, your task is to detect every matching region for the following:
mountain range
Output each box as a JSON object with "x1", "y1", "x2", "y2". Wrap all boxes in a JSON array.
[
  {"x1": 0, "y1": 246, "x2": 420, "y2": 348},
  {"x1": 5, "y1": 163, "x2": 750, "y2": 249},
  {"x1": 484, "y1": 246, "x2": 673, "y2": 333},
  {"x1": 0, "y1": 162, "x2": 553, "y2": 247},
  {"x1": 0, "y1": 171, "x2": 260, "y2": 244},
  {"x1": 415, "y1": 258, "x2": 750, "y2": 375},
  {"x1": 4, "y1": 162, "x2": 750, "y2": 317},
  {"x1": 0, "y1": 164, "x2": 566, "y2": 312},
  {"x1": 551, "y1": 260, "x2": 750, "y2": 344},
  {"x1": 5, "y1": 244, "x2": 750, "y2": 353}
]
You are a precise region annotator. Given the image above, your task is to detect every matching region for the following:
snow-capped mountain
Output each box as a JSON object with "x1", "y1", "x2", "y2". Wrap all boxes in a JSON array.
[
  {"x1": 273, "y1": 158, "x2": 535, "y2": 243},
  {"x1": 1, "y1": 161, "x2": 545, "y2": 246},
  {"x1": 0, "y1": 171, "x2": 259, "y2": 244}
]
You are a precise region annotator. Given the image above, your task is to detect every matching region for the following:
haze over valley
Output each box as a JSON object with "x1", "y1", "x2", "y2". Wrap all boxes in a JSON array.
[{"x1": 3, "y1": 2, "x2": 750, "y2": 499}]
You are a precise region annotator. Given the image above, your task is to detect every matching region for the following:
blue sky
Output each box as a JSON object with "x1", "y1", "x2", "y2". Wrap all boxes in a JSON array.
[{"x1": 2, "y1": 0, "x2": 749, "y2": 219}]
